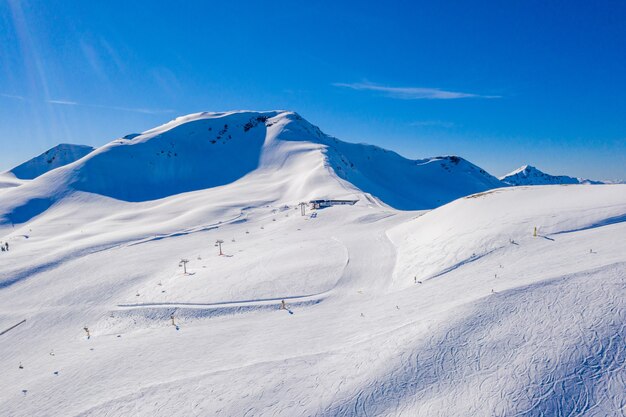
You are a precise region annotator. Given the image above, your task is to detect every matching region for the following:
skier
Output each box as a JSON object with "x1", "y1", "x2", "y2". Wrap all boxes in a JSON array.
[
  {"x1": 170, "y1": 314, "x2": 179, "y2": 330},
  {"x1": 279, "y1": 300, "x2": 287, "y2": 310},
  {"x1": 4, "y1": 242, "x2": 8, "y2": 251},
  {"x1": 83, "y1": 327, "x2": 90, "y2": 339}
]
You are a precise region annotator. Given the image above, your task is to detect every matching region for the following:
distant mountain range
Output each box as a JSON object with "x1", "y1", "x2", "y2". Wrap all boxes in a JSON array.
[
  {"x1": 1, "y1": 111, "x2": 622, "y2": 226},
  {"x1": 1, "y1": 111, "x2": 505, "y2": 225}
]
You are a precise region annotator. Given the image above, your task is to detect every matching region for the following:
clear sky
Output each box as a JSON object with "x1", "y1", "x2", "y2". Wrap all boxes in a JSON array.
[{"x1": 1, "y1": 0, "x2": 625, "y2": 180}]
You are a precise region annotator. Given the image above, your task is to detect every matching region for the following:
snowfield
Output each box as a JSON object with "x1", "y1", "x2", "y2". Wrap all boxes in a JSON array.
[{"x1": 0, "y1": 111, "x2": 624, "y2": 416}]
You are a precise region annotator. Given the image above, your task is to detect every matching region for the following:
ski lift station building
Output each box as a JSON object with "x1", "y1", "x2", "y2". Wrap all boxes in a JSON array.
[{"x1": 309, "y1": 199, "x2": 359, "y2": 209}]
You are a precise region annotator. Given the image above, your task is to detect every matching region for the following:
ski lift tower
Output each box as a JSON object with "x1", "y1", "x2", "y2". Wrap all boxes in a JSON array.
[
  {"x1": 298, "y1": 202, "x2": 307, "y2": 216},
  {"x1": 215, "y1": 239, "x2": 224, "y2": 256},
  {"x1": 179, "y1": 258, "x2": 190, "y2": 274}
]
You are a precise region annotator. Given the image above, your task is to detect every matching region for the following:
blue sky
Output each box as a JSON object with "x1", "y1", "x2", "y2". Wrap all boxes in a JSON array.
[{"x1": 1, "y1": 0, "x2": 625, "y2": 180}]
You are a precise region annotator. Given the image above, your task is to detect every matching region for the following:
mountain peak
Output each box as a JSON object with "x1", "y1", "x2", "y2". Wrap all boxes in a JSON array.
[
  {"x1": 7, "y1": 143, "x2": 95, "y2": 180},
  {"x1": 1, "y1": 110, "x2": 505, "y2": 225},
  {"x1": 500, "y1": 165, "x2": 582, "y2": 186}
]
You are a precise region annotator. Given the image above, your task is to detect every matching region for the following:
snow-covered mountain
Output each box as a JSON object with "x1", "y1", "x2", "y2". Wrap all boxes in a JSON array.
[
  {"x1": 0, "y1": 111, "x2": 503, "y2": 225},
  {"x1": 7, "y1": 143, "x2": 95, "y2": 180},
  {"x1": 2, "y1": 110, "x2": 624, "y2": 416},
  {"x1": 596, "y1": 179, "x2": 626, "y2": 185},
  {"x1": 499, "y1": 164, "x2": 602, "y2": 185}
]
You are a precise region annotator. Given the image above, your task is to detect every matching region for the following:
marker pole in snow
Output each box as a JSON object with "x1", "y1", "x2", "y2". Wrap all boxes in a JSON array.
[
  {"x1": 534, "y1": 226, "x2": 537, "y2": 237},
  {"x1": 299, "y1": 202, "x2": 306, "y2": 216},
  {"x1": 215, "y1": 240, "x2": 224, "y2": 256}
]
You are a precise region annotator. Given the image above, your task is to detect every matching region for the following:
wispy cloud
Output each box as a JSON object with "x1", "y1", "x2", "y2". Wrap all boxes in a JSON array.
[
  {"x1": 0, "y1": 93, "x2": 26, "y2": 100},
  {"x1": 48, "y1": 99, "x2": 79, "y2": 105},
  {"x1": 333, "y1": 82, "x2": 499, "y2": 100},
  {"x1": 47, "y1": 99, "x2": 174, "y2": 114},
  {"x1": 1, "y1": 92, "x2": 174, "y2": 114}
]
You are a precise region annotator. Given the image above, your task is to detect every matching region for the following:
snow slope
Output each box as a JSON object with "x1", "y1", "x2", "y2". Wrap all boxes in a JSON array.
[
  {"x1": 0, "y1": 180, "x2": 623, "y2": 416},
  {"x1": 0, "y1": 111, "x2": 503, "y2": 228},
  {"x1": 389, "y1": 185, "x2": 626, "y2": 288},
  {"x1": 500, "y1": 164, "x2": 602, "y2": 185},
  {"x1": 0, "y1": 110, "x2": 624, "y2": 416},
  {"x1": 0, "y1": 172, "x2": 24, "y2": 189},
  {"x1": 7, "y1": 143, "x2": 95, "y2": 180}
]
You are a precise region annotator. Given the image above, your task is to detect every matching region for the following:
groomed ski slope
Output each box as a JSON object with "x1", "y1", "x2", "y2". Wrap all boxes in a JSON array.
[{"x1": 0, "y1": 180, "x2": 624, "y2": 416}]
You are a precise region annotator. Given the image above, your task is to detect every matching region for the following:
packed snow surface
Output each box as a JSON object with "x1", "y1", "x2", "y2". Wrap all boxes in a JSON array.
[{"x1": 0, "y1": 111, "x2": 625, "y2": 416}]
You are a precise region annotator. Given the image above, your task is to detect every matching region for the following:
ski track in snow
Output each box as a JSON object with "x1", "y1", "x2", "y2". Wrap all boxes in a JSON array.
[
  {"x1": 64, "y1": 265, "x2": 626, "y2": 417},
  {"x1": 116, "y1": 291, "x2": 329, "y2": 310},
  {"x1": 424, "y1": 247, "x2": 500, "y2": 281},
  {"x1": 323, "y1": 265, "x2": 626, "y2": 417},
  {"x1": 1, "y1": 194, "x2": 625, "y2": 416},
  {"x1": 0, "y1": 210, "x2": 248, "y2": 289},
  {"x1": 0, "y1": 111, "x2": 624, "y2": 417}
]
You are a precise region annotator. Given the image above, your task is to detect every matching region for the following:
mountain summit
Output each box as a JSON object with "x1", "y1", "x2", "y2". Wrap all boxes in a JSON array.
[
  {"x1": 1, "y1": 110, "x2": 504, "y2": 224},
  {"x1": 7, "y1": 143, "x2": 94, "y2": 180},
  {"x1": 499, "y1": 165, "x2": 595, "y2": 186}
]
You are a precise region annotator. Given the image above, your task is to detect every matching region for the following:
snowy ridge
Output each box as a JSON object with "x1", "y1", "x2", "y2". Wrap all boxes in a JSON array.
[
  {"x1": 389, "y1": 185, "x2": 626, "y2": 288},
  {"x1": 499, "y1": 164, "x2": 602, "y2": 185},
  {"x1": 0, "y1": 110, "x2": 503, "y2": 226},
  {"x1": 7, "y1": 143, "x2": 95, "y2": 180}
]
